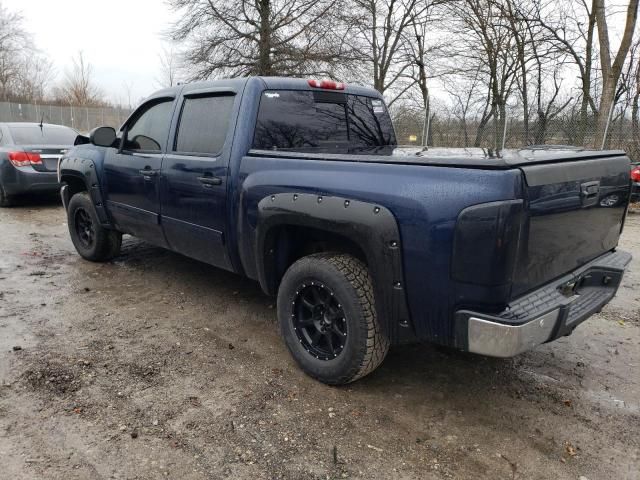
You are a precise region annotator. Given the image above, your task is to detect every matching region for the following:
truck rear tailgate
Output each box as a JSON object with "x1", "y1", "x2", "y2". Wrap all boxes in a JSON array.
[{"x1": 513, "y1": 155, "x2": 631, "y2": 297}]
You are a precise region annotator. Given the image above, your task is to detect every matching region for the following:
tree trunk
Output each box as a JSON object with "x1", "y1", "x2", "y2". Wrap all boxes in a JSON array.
[
  {"x1": 534, "y1": 112, "x2": 547, "y2": 145},
  {"x1": 631, "y1": 89, "x2": 639, "y2": 159},
  {"x1": 593, "y1": 0, "x2": 639, "y2": 148},
  {"x1": 596, "y1": 75, "x2": 616, "y2": 148},
  {"x1": 495, "y1": 103, "x2": 507, "y2": 152},
  {"x1": 257, "y1": 0, "x2": 272, "y2": 76},
  {"x1": 577, "y1": 6, "x2": 597, "y2": 146},
  {"x1": 474, "y1": 97, "x2": 493, "y2": 148}
]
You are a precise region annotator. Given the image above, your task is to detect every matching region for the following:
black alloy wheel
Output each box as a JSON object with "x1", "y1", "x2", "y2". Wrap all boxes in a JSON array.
[
  {"x1": 74, "y1": 208, "x2": 95, "y2": 248},
  {"x1": 67, "y1": 192, "x2": 122, "y2": 262},
  {"x1": 277, "y1": 253, "x2": 390, "y2": 385},
  {"x1": 292, "y1": 282, "x2": 348, "y2": 360}
]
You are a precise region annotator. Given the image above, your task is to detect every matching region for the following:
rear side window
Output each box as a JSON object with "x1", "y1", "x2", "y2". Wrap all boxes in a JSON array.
[
  {"x1": 8, "y1": 125, "x2": 77, "y2": 145},
  {"x1": 252, "y1": 90, "x2": 396, "y2": 152},
  {"x1": 125, "y1": 100, "x2": 174, "y2": 152},
  {"x1": 174, "y1": 95, "x2": 235, "y2": 155}
]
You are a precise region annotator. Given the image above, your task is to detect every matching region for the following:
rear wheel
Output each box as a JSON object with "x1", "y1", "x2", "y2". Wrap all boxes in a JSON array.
[
  {"x1": 0, "y1": 184, "x2": 14, "y2": 207},
  {"x1": 277, "y1": 253, "x2": 389, "y2": 385},
  {"x1": 67, "y1": 192, "x2": 122, "y2": 261}
]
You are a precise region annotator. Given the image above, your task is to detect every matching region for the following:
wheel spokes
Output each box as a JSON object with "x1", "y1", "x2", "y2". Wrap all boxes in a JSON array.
[
  {"x1": 297, "y1": 315, "x2": 314, "y2": 327},
  {"x1": 310, "y1": 330, "x2": 322, "y2": 346},
  {"x1": 300, "y1": 296, "x2": 316, "y2": 312},
  {"x1": 291, "y1": 282, "x2": 347, "y2": 361},
  {"x1": 75, "y1": 208, "x2": 95, "y2": 247},
  {"x1": 331, "y1": 322, "x2": 345, "y2": 337},
  {"x1": 325, "y1": 333, "x2": 335, "y2": 355},
  {"x1": 310, "y1": 286, "x2": 325, "y2": 304}
]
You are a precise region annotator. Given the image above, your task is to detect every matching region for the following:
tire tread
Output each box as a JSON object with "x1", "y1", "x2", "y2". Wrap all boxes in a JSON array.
[
  {"x1": 283, "y1": 253, "x2": 389, "y2": 384},
  {"x1": 68, "y1": 192, "x2": 121, "y2": 262},
  {"x1": 323, "y1": 254, "x2": 390, "y2": 383}
]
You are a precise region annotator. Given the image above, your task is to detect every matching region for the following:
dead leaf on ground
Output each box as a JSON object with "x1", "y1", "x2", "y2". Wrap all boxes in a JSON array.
[{"x1": 564, "y1": 442, "x2": 578, "y2": 457}]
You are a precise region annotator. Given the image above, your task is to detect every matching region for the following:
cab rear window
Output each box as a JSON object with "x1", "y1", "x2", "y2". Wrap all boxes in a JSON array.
[
  {"x1": 252, "y1": 90, "x2": 396, "y2": 153},
  {"x1": 9, "y1": 125, "x2": 77, "y2": 145}
]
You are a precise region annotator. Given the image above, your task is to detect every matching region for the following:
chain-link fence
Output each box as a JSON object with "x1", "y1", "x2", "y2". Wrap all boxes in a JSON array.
[
  {"x1": 393, "y1": 112, "x2": 640, "y2": 161},
  {"x1": 0, "y1": 102, "x2": 133, "y2": 133},
  {"x1": 2, "y1": 100, "x2": 638, "y2": 161}
]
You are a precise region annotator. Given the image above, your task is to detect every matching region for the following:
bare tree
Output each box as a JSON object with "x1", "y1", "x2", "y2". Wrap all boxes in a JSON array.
[
  {"x1": 442, "y1": 66, "x2": 492, "y2": 147},
  {"x1": 351, "y1": 0, "x2": 427, "y2": 103},
  {"x1": 593, "y1": 0, "x2": 639, "y2": 147},
  {"x1": 13, "y1": 54, "x2": 55, "y2": 102},
  {"x1": 531, "y1": 68, "x2": 573, "y2": 144},
  {"x1": 122, "y1": 80, "x2": 134, "y2": 109},
  {"x1": 157, "y1": 44, "x2": 181, "y2": 88},
  {"x1": 403, "y1": 1, "x2": 450, "y2": 144},
  {"x1": 512, "y1": 1, "x2": 597, "y2": 144},
  {"x1": 447, "y1": 0, "x2": 521, "y2": 150},
  {"x1": 633, "y1": 50, "x2": 640, "y2": 153},
  {"x1": 55, "y1": 51, "x2": 104, "y2": 106},
  {"x1": 0, "y1": 3, "x2": 34, "y2": 99},
  {"x1": 167, "y1": 0, "x2": 352, "y2": 79},
  {"x1": 506, "y1": 1, "x2": 574, "y2": 145},
  {"x1": 620, "y1": 38, "x2": 640, "y2": 158}
]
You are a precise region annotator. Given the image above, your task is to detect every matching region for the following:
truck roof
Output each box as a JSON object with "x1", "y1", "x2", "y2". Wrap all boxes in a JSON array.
[{"x1": 147, "y1": 76, "x2": 383, "y2": 102}]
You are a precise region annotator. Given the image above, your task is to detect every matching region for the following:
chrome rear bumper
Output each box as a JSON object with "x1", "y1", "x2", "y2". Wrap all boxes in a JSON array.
[
  {"x1": 456, "y1": 250, "x2": 631, "y2": 357},
  {"x1": 467, "y1": 309, "x2": 558, "y2": 357}
]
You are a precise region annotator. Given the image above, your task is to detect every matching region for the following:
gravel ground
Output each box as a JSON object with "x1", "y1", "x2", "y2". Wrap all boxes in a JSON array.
[{"x1": 0, "y1": 199, "x2": 639, "y2": 480}]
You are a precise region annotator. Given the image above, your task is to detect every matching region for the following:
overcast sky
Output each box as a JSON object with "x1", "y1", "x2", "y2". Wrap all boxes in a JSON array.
[
  {"x1": 3, "y1": 0, "x2": 173, "y2": 105},
  {"x1": 3, "y1": 0, "x2": 632, "y2": 111}
]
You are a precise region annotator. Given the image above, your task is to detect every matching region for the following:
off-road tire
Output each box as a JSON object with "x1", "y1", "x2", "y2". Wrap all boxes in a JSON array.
[
  {"x1": 277, "y1": 253, "x2": 389, "y2": 385},
  {"x1": 67, "y1": 192, "x2": 122, "y2": 262},
  {"x1": 0, "y1": 184, "x2": 14, "y2": 207}
]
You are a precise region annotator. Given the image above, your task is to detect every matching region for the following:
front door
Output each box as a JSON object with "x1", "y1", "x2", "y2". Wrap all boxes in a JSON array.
[
  {"x1": 103, "y1": 98, "x2": 175, "y2": 245},
  {"x1": 160, "y1": 92, "x2": 236, "y2": 269}
]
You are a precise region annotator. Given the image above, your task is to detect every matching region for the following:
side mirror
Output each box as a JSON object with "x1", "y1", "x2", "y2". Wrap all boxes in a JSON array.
[
  {"x1": 89, "y1": 126, "x2": 117, "y2": 147},
  {"x1": 74, "y1": 134, "x2": 90, "y2": 146}
]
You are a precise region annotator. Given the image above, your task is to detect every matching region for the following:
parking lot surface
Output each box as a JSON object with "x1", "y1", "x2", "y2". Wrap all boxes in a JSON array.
[{"x1": 1, "y1": 200, "x2": 639, "y2": 479}]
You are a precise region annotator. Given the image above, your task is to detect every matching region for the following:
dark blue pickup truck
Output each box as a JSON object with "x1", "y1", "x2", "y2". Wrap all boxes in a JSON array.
[{"x1": 59, "y1": 77, "x2": 632, "y2": 384}]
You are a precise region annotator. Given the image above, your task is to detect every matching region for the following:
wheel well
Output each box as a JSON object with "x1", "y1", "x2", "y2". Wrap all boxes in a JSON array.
[
  {"x1": 62, "y1": 175, "x2": 87, "y2": 197},
  {"x1": 262, "y1": 225, "x2": 368, "y2": 295}
]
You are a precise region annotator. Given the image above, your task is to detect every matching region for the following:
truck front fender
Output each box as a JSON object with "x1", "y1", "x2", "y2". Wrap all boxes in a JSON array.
[
  {"x1": 256, "y1": 193, "x2": 413, "y2": 344},
  {"x1": 59, "y1": 155, "x2": 112, "y2": 227}
]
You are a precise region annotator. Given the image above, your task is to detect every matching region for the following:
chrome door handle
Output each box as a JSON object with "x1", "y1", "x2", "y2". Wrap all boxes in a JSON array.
[{"x1": 197, "y1": 176, "x2": 222, "y2": 186}]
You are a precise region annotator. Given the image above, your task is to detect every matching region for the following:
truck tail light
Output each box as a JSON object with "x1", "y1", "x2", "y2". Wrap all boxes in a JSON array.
[
  {"x1": 8, "y1": 151, "x2": 42, "y2": 167},
  {"x1": 307, "y1": 79, "x2": 345, "y2": 90},
  {"x1": 631, "y1": 166, "x2": 640, "y2": 182},
  {"x1": 452, "y1": 200, "x2": 524, "y2": 286}
]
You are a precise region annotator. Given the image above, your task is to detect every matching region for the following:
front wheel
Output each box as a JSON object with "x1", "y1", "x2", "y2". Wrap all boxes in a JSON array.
[
  {"x1": 277, "y1": 253, "x2": 389, "y2": 385},
  {"x1": 67, "y1": 192, "x2": 122, "y2": 262}
]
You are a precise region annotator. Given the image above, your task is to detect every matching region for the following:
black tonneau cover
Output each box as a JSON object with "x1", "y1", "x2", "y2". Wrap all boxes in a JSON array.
[{"x1": 248, "y1": 146, "x2": 627, "y2": 169}]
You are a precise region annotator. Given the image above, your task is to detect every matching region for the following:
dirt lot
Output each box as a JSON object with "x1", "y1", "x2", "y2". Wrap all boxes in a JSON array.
[{"x1": 0, "y1": 200, "x2": 638, "y2": 480}]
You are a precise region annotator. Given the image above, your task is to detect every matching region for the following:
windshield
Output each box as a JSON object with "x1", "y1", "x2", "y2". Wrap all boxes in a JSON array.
[
  {"x1": 253, "y1": 90, "x2": 396, "y2": 154},
  {"x1": 8, "y1": 125, "x2": 77, "y2": 145}
]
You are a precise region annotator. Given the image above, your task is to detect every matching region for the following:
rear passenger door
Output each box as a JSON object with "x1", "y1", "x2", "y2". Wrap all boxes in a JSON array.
[{"x1": 160, "y1": 91, "x2": 236, "y2": 270}]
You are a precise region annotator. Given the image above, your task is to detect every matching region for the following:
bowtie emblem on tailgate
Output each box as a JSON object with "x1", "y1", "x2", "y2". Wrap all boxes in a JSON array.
[{"x1": 580, "y1": 180, "x2": 600, "y2": 207}]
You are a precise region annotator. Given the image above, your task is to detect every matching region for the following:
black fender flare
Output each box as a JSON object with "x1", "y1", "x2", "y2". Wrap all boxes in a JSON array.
[
  {"x1": 255, "y1": 192, "x2": 413, "y2": 344},
  {"x1": 59, "y1": 156, "x2": 112, "y2": 227}
]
